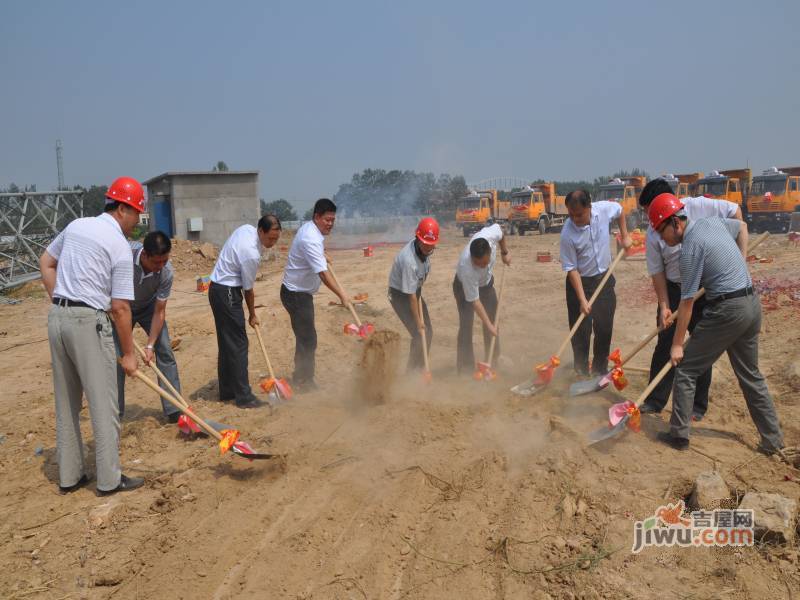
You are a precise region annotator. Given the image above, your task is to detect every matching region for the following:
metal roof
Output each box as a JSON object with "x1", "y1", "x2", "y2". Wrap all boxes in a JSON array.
[{"x1": 142, "y1": 171, "x2": 259, "y2": 186}]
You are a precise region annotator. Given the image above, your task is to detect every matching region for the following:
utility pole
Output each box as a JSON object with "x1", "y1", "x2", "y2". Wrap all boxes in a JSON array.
[{"x1": 56, "y1": 139, "x2": 65, "y2": 190}]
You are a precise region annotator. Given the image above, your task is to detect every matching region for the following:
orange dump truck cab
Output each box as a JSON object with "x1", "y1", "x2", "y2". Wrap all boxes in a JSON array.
[
  {"x1": 696, "y1": 169, "x2": 751, "y2": 208},
  {"x1": 748, "y1": 167, "x2": 800, "y2": 233},
  {"x1": 508, "y1": 182, "x2": 568, "y2": 235},
  {"x1": 456, "y1": 189, "x2": 509, "y2": 237},
  {"x1": 596, "y1": 176, "x2": 647, "y2": 229},
  {"x1": 662, "y1": 172, "x2": 703, "y2": 198}
]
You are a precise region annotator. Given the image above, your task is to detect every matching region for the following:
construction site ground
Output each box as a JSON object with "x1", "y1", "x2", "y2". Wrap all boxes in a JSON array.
[{"x1": 1, "y1": 228, "x2": 799, "y2": 600}]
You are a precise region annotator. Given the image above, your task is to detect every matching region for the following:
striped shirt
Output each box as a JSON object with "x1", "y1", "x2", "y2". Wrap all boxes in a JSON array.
[
  {"x1": 46, "y1": 213, "x2": 135, "y2": 311},
  {"x1": 646, "y1": 196, "x2": 738, "y2": 283},
  {"x1": 560, "y1": 201, "x2": 621, "y2": 277},
  {"x1": 679, "y1": 217, "x2": 750, "y2": 300},
  {"x1": 130, "y1": 241, "x2": 174, "y2": 313},
  {"x1": 388, "y1": 239, "x2": 430, "y2": 294}
]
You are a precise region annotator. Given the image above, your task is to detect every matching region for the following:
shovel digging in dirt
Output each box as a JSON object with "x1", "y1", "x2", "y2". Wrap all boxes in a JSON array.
[
  {"x1": 418, "y1": 296, "x2": 432, "y2": 383},
  {"x1": 474, "y1": 264, "x2": 507, "y2": 382},
  {"x1": 569, "y1": 232, "x2": 770, "y2": 398},
  {"x1": 327, "y1": 262, "x2": 374, "y2": 338},
  {"x1": 252, "y1": 321, "x2": 292, "y2": 403},
  {"x1": 512, "y1": 248, "x2": 626, "y2": 396},
  {"x1": 130, "y1": 369, "x2": 281, "y2": 460}
]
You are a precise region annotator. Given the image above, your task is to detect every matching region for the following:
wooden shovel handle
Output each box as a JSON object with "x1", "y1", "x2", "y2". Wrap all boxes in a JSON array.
[
  {"x1": 253, "y1": 324, "x2": 276, "y2": 380},
  {"x1": 418, "y1": 296, "x2": 431, "y2": 373},
  {"x1": 132, "y1": 340, "x2": 188, "y2": 410},
  {"x1": 130, "y1": 369, "x2": 223, "y2": 442},
  {"x1": 556, "y1": 248, "x2": 626, "y2": 358},
  {"x1": 326, "y1": 263, "x2": 362, "y2": 326},
  {"x1": 617, "y1": 231, "x2": 770, "y2": 368}
]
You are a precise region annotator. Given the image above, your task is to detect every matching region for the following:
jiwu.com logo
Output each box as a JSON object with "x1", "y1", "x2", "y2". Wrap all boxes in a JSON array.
[{"x1": 632, "y1": 500, "x2": 754, "y2": 554}]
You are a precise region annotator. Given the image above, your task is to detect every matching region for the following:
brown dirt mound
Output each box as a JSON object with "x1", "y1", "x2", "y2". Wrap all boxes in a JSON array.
[{"x1": 355, "y1": 329, "x2": 400, "y2": 404}]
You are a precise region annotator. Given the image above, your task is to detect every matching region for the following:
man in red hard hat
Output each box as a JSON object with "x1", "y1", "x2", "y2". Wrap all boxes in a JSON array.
[
  {"x1": 39, "y1": 176, "x2": 146, "y2": 495},
  {"x1": 637, "y1": 178, "x2": 742, "y2": 420},
  {"x1": 388, "y1": 217, "x2": 438, "y2": 370},
  {"x1": 649, "y1": 193, "x2": 784, "y2": 453}
]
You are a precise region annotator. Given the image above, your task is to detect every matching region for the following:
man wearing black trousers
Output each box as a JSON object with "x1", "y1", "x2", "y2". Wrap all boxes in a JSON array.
[
  {"x1": 388, "y1": 217, "x2": 439, "y2": 370},
  {"x1": 280, "y1": 199, "x2": 348, "y2": 390},
  {"x1": 209, "y1": 214, "x2": 281, "y2": 408},
  {"x1": 453, "y1": 222, "x2": 511, "y2": 374},
  {"x1": 559, "y1": 190, "x2": 631, "y2": 377},
  {"x1": 638, "y1": 178, "x2": 741, "y2": 418}
]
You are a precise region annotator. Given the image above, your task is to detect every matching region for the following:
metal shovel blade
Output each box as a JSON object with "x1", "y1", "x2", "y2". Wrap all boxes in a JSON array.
[
  {"x1": 510, "y1": 378, "x2": 545, "y2": 397},
  {"x1": 231, "y1": 441, "x2": 282, "y2": 461},
  {"x1": 586, "y1": 414, "x2": 630, "y2": 446},
  {"x1": 568, "y1": 374, "x2": 610, "y2": 397}
]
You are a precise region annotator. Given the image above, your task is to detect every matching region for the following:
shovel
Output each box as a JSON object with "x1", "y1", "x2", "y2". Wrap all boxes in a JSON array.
[
  {"x1": 569, "y1": 231, "x2": 771, "y2": 397},
  {"x1": 418, "y1": 296, "x2": 432, "y2": 383},
  {"x1": 252, "y1": 322, "x2": 292, "y2": 403},
  {"x1": 327, "y1": 262, "x2": 374, "y2": 338},
  {"x1": 512, "y1": 248, "x2": 626, "y2": 396},
  {"x1": 586, "y1": 346, "x2": 679, "y2": 445},
  {"x1": 474, "y1": 264, "x2": 507, "y2": 381},
  {"x1": 131, "y1": 369, "x2": 280, "y2": 460},
  {"x1": 132, "y1": 340, "x2": 232, "y2": 435}
]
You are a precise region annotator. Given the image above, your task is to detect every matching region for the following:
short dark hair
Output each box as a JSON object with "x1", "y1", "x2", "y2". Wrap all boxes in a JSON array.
[
  {"x1": 103, "y1": 200, "x2": 121, "y2": 213},
  {"x1": 565, "y1": 189, "x2": 591, "y2": 209},
  {"x1": 638, "y1": 178, "x2": 673, "y2": 208},
  {"x1": 142, "y1": 231, "x2": 172, "y2": 256},
  {"x1": 470, "y1": 237, "x2": 491, "y2": 259},
  {"x1": 313, "y1": 198, "x2": 337, "y2": 216},
  {"x1": 258, "y1": 214, "x2": 281, "y2": 232}
]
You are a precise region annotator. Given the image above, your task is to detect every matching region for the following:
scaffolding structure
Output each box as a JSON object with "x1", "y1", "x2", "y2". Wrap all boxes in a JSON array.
[{"x1": 0, "y1": 190, "x2": 84, "y2": 291}]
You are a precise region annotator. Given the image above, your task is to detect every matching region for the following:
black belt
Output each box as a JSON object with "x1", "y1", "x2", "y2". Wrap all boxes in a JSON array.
[
  {"x1": 708, "y1": 286, "x2": 754, "y2": 304},
  {"x1": 209, "y1": 281, "x2": 242, "y2": 291},
  {"x1": 52, "y1": 297, "x2": 95, "y2": 309}
]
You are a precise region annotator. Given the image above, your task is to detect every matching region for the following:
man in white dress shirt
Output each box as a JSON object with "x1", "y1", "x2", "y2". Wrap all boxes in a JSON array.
[
  {"x1": 39, "y1": 176, "x2": 145, "y2": 496},
  {"x1": 559, "y1": 189, "x2": 631, "y2": 377},
  {"x1": 638, "y1": 178, "x2": 742, "y2": 418},
  {"x1": 209, "y1": 214, "x2": 281, "y2": 408},
  {"x1": 453, "y1": 222, "x2": 511, "y2": 374},
  {"x1": 280, "y1": 198, "x2": 349, "y2": 390}
]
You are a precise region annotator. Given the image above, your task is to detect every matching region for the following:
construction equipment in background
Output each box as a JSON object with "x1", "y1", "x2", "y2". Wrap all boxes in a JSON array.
[
  {"x1": 661, "y1": 172, "x2": 703, "y2": 198},
  {"x1": 455, "y1": 189, "x2": 510, "y2": 237},
  {"x1": 696, "y1": 168, "x2": 751, "y2": 208},
  {"x1": 508, "y1": 182, "x2": 569, "y2": 235},
  {"x1": 595, "y1": 176, "x2": 647, "y2": 229},
  {"x1": 747, "y1": 167, "x2": 800, "y2": 233}
]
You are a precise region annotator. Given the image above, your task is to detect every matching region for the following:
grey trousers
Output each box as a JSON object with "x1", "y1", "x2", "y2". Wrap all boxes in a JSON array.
[
  {"x1": 114, "y1": 307, "x2": 181, "y2": 419},
  {"x1": 671, "y1": 294, "x2": 783, "y2": 450},
  {"x1": 47, "y1": 305, "x2": 121, "y2": 491}
]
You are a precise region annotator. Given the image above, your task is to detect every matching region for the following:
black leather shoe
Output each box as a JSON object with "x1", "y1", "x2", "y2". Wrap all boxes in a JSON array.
[
  {"x1": 656, "y1": 431, "x2": 689, "y2": 451},
  {"x1": 97, "y1": 474, "x2": 145, "y2": 496},
  {"x1": 59, "y1": 474, "x2": 90, "y2": 495},
  {"x1": 236, "y1": 397, "x2": 266, "y2": 409}
]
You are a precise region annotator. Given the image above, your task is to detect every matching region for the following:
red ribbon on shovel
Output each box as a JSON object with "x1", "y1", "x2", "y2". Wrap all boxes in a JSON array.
[
  {"x1": 607, "y1": 348, "x2": 628, "y2": 391},
  {"x1": 533, "y1": 355, "x2": 560, "y2": 385},
  {"x1": 259, "y1": 377, "x2": 293, "y2": 400},
  {"x1": 343, "y1": 323, "x2": 375, "y2": 338}
]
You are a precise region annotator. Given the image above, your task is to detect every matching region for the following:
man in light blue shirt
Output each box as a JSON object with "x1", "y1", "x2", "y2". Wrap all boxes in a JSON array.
[{"x1": 559, "y1": 189, "x2": 630, "y2": 377}]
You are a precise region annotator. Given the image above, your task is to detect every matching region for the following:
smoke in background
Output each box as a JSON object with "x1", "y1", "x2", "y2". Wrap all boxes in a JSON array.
[{"x1": 332, "y1": 169, "x2": 468, "y2": 219}]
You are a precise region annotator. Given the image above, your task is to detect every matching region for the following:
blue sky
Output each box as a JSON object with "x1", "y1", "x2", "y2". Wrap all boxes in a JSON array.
[{"x1": 2, "y1": 0, "x2": 798, "y2": 211}]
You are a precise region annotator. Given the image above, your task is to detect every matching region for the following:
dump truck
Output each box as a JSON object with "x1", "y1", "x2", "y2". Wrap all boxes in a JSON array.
[
  {"x1": 508, "y1": 182, "x2": 568, "y2": 235},
  {"x1": 595, "y1": 176, "x2": 647, "y2": 229},
  {"x1": 695, "y1": 169, "x2": 751, "y2": 208},
  {"x1": 661, "y1": 172, "x2": 703, "y2": 198},
  {"x1": 747, "y1": 167, "x2": 800, "y2": 232},
  {"x1": 455, "y1": 189, "x2": 510, "y2": 237}
]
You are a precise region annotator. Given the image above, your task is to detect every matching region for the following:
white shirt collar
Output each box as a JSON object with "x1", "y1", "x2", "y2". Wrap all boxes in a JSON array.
[{"x1": 98, "y1": 212, "x2": 124, "y2": 235}]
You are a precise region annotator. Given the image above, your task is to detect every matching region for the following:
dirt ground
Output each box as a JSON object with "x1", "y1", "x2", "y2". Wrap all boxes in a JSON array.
[{"x1": 1, "y1": 226, "x2": 799, "y2": 600}]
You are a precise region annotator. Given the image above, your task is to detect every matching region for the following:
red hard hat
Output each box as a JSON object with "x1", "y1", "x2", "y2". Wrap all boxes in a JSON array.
[
  {"x1": 648, "y1": 193, "x2": 684, "y2": 230},
  {"x1": 106, "y1": 176, "x2": 145, "y2": 213},
  {"x1": 416, "y1": 217, "x2": 440, "y2": 245}
]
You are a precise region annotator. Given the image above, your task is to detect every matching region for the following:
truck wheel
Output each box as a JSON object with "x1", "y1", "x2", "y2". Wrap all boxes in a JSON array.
[{"x1": 539, "y1": 219, "x2": 547, "y2": 235}]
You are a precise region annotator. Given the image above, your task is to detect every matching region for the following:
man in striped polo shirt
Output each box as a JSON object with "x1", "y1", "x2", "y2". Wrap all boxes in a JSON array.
[{"x1": 648, "y1": 194, "x2": 784, "y2": 453}]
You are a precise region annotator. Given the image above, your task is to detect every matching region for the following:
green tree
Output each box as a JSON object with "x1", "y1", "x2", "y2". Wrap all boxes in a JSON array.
[
  {"x1": 260, "y1": 198, "x2": 298, "y2": 221},
  {"x1": 303, "y1": 207, "x2": 314, "y2": 221},
  {"x1": 212, "y1": 161, "x2": 229, "y2": 172}
]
